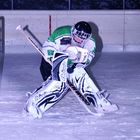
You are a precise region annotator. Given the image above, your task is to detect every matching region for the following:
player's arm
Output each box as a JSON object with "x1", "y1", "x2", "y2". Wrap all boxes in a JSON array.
[
  {"x1": 84, "y1": 38, "x2": 96, "y2": 65},
  {"x1": 41, "y1": 41, "x2": 57, "y2": 62}
]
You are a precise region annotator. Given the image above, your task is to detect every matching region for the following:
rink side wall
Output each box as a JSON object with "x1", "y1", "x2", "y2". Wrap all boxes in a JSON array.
[{"x1": 0, "y1": 10, "x2": 140, "y2": 53}]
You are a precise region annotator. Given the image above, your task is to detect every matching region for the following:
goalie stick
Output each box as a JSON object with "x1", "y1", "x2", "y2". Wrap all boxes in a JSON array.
[
  {"x1": 16, "y1": 25, "x2": 51, "y2": 65},
  {"x1": 16, "y1": 24, "x2": 102, "y2": 116}
]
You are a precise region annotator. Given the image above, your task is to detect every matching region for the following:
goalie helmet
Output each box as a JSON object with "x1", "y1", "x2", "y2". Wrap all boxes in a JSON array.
[{"x1": 72, "y1": 21, "x2": 92, "y2": 44}]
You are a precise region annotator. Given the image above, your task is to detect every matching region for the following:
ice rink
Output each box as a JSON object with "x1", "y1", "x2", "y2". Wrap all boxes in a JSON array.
[{"x1": 0, "y1": 52, "x2": 140, "y2": 140}]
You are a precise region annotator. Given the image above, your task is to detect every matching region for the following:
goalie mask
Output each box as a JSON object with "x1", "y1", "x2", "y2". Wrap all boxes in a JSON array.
[{"x1": 72, "y1": 21, "x2": 92, "y2": 44}]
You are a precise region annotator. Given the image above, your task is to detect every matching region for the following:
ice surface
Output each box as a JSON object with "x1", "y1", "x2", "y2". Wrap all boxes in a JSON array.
[{"x1": 0, "y1": 53, "x2": 140, "y2": 140}]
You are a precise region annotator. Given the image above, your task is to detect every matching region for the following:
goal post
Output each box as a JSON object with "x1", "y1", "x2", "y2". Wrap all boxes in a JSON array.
[{"x1": 0, "y1": 16, "x2": 4, "y2": 54}]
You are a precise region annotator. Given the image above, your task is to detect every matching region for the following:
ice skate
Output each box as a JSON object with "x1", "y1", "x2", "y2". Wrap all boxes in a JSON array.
[{"x1": 86, "y1": 90, "x2": 119, "y2": 114}]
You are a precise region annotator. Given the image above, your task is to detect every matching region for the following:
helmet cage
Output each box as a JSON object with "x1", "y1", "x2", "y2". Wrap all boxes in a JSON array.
[{"x1": 72, "y1": 28, "x2": 91, "y2": 40}]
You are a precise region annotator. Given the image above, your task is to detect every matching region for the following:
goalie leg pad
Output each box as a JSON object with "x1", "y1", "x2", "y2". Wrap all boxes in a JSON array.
[
  {"x1": 69, "y1": 67, "x2": 118, "y2": 114},
  {"x1": 85, "y1": 91, "x2": 119, "y2": 113},
  {"x1": 25, "y1": 80, "x2": 67, "y2": 118}
]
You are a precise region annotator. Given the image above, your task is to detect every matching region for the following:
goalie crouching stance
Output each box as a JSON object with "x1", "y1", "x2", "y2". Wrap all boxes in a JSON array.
[{"x1": 25, "y1": 21, "x2": 118, "y2": 118}]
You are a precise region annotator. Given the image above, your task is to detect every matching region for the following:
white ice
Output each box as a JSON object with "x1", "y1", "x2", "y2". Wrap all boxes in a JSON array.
[{"x1": 0, "y1": 52, "x2": 140, "y2": 140}]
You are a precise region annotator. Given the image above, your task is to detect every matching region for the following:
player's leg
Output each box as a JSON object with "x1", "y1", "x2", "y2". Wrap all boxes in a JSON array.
[
  {"x1": 69, "y1": 67, "x2": 118, "y2": 113},
  {"x1": 25, "y1": 80, "x2": 67, "y2": 118}
]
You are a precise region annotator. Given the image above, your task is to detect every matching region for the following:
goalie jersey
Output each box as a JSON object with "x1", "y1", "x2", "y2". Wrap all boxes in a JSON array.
[{"x1": 42, "y1": 25, "x2": 96, "y2": 66}]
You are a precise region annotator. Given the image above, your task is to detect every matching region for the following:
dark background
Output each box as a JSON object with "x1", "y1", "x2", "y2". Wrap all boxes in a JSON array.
[{"x1": 0, "y1": 0, "x2": 140, "y2": 10}]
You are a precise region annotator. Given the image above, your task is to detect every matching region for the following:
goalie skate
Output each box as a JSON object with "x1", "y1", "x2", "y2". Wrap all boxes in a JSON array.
[{"x1": 85, "y1": 90, "x2": 119, "y2": 114}]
